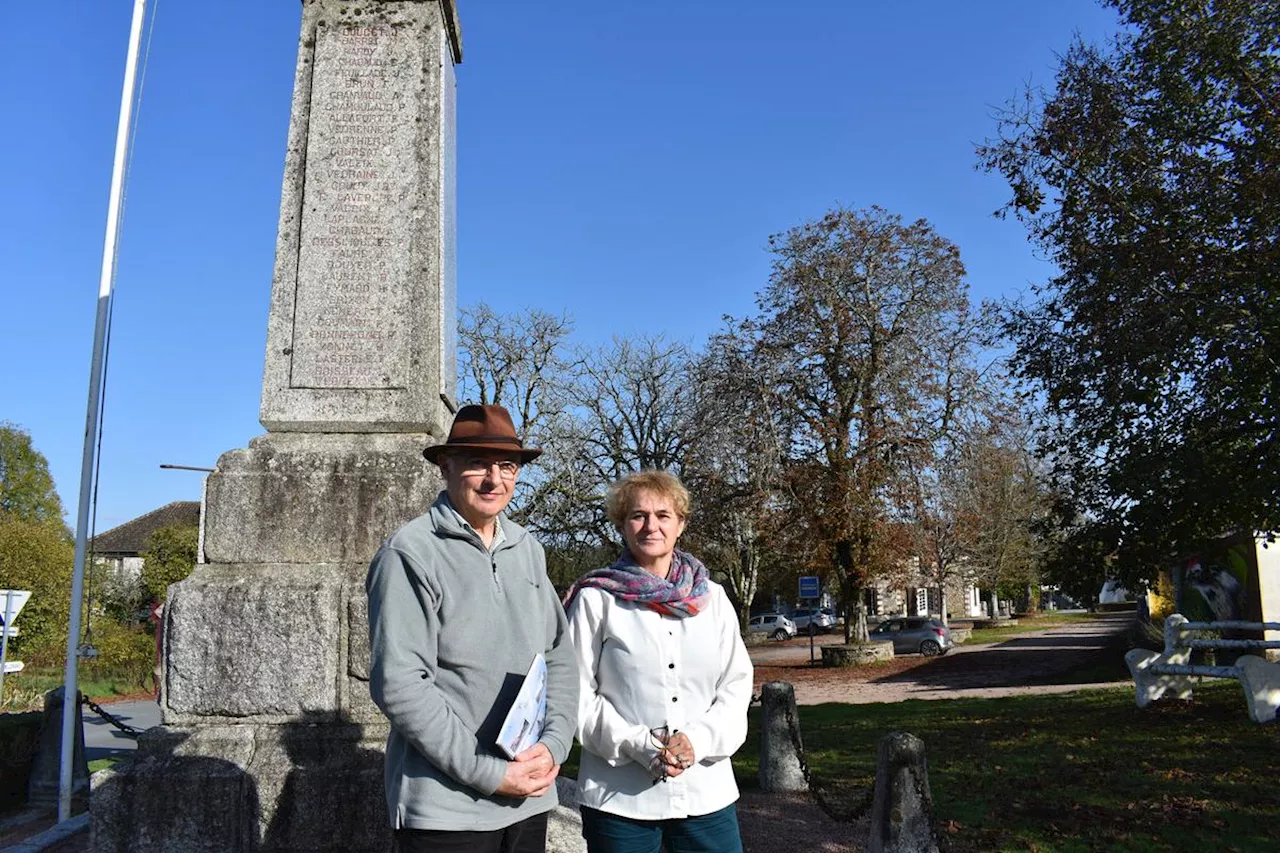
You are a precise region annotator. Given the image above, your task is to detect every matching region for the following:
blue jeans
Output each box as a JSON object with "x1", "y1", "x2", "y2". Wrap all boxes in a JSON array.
[{"x1": 580, "y1": 804, "x2": 744, "y2": 853}]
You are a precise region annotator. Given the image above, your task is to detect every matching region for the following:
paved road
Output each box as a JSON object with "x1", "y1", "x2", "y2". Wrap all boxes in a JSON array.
[
  {"x1": 750, "y1": 611, "x2": 1134, "y2": 705},
  {"x1": 83, "y1": 698, "x2": 161, "y2": 762}
]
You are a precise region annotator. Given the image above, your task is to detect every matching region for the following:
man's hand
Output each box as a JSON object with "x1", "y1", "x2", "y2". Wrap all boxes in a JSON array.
[{"x1": 495, "y1": 742, "x2": 559, "y2": 798}]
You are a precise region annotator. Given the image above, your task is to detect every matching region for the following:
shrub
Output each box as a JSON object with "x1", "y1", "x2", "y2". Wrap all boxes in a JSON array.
[
  {"x1": 141, "y1": 524, "x2": 198, "y2": 604},
  {"x1": 83, "y1": 619, "x2": 155, "y2": 689},
  {"x1": 1149, "y1": 571, "x2": 1177, "y2": 622}
]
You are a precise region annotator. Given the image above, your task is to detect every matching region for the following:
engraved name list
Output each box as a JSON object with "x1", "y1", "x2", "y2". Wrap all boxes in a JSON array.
[{"x1": 290, "y1": 26, "x2": 418, "y2": 390}]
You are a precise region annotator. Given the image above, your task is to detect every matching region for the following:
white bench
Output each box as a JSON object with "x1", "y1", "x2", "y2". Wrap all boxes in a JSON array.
[{"x1": 1126, "y1": 613, "x2": 1280, "y2": 723}]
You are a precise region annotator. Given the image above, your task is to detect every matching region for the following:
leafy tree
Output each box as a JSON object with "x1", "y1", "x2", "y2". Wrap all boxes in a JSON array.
[
  {"x1": 0, "y1": 425, "x2": 73, "y2": 663},
  {"x1": 0, "y1": 423, "x2": 67, "y2": 529},
  {"x1": 140, "y1": 524, "x2": 199, "y2": 604},
  {"x1": 959, "y1": 415, "x2": 1048, "y2": 615},
  {"x1": 0, "y1": 518, "x2": 74, "y2": 664},
  {"x1": 900, "y1": 440, "x2": 974, "y2": 627},
  {"x1": 732, "y1": 206, "x2": 981, "y2": 642},
  {"x1": 978, "y1": 0, "x2": 1280, "y2": 587}
]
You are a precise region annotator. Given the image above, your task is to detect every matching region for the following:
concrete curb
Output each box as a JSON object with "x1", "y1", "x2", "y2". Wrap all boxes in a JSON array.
[{"x1": 0, "y1": 813, "x2": 88, "y2": 853}]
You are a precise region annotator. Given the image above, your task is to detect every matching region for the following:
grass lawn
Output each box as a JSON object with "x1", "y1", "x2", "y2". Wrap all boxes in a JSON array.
[
  {"x1": 734, "y1": 683, "x2": 1279, "y2": 852},
  {"x1": 965, "y1": 612, "x2": 1102, "y2": 646},
  {"x1": 564, "y1": 680, "x2": 1277, "y2": 851}
]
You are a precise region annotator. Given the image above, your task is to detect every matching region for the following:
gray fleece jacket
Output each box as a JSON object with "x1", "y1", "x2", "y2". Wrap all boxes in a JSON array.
[{"x1": 365, "y1": 493, "x2": 578, "y2": 831}]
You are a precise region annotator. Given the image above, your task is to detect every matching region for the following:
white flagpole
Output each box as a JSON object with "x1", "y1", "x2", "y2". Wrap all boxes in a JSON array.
[{"x1": 60, "y1": 0, "x2": 148, "y2": 823}]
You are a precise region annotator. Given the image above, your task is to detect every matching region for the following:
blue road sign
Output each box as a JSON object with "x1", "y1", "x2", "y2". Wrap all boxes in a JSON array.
[{"x1": 798, "y1": 576, "x2": 820, "y2": 599}]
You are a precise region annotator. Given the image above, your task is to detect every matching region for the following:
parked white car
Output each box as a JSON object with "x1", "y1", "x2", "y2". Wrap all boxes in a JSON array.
[{"x1": 748, "y1": 613, "x2": 797, "y2": 640}]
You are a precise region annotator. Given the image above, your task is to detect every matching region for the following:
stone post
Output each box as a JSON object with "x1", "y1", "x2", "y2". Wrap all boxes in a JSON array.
[
  {"x1": 28, "y1": 688, "x2": 88, "y2": 811},
  {"x1": 91, "y1": 2, "x2": 460, "y2": 851},
  {"x1": 758, "y1": 681, "x2": 807, "y2": 792},
  {"x1": 866, "y1": 732, "x2": 940, "y2": 853}
]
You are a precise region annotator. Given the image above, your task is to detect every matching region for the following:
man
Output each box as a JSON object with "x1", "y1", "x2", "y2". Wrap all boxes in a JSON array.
[{"x1": 366, "y1": 404, "x2": 578, "y2": 853}]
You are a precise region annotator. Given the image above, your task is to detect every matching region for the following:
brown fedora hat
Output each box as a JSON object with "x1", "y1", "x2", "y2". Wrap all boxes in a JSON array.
[{"x1": 423, "y1": 404, "x2": 543, "y2": 463}]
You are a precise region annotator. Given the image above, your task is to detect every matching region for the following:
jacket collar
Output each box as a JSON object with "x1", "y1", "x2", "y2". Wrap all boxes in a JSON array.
[{"x1": 430, "y1": 491, "x2": 524, "y2": 552}]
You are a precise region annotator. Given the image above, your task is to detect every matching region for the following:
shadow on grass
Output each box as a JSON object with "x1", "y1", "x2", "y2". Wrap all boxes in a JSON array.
[{"x1": 864, "y1": 613, "x2": 1135, "y2": 691}]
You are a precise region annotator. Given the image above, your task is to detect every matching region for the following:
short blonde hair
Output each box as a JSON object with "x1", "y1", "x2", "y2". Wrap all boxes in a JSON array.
[{"x1": 605, "y1": 470, "x2": 691, "y2": 529}]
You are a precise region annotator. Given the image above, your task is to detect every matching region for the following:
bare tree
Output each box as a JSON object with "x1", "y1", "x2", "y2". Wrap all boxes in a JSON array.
[
  {"x1": 458, "y1": 302, "x2": 574, "y2": 441},
  {"x1": 683, "y1": 330, "x2": 789, "y2": 630},
  {"x1": 488, "y1": 333, "x2": 704, "y2": 569},
  {"x1": 457, "y1": 303, "x2": 580, "y2": 534}
]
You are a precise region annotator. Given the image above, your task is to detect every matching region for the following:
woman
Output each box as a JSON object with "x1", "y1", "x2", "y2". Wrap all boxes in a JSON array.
[{"x1": 564, "y1": 471, "x2": 753, "y2": 853}]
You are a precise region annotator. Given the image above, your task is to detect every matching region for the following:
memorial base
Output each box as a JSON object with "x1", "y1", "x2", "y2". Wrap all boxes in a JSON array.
[{"x1": 91, "y1": 723, "x2": 390, "y2": 853}]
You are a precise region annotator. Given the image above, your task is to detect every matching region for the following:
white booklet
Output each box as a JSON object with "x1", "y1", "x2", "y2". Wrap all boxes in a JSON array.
[{"x1": 496, "y1": 653, "x2": 547, "y2": 759}]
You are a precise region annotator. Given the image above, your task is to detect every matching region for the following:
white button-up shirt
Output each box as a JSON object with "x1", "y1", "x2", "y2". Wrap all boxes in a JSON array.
[{"x1": 566, "y1": 581, "x2": 753, "y2": 820}]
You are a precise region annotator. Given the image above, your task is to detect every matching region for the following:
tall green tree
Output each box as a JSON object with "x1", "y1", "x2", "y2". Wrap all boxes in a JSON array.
[
  {"x1": 0, "y1": 425, "x2": 73, "y2": 662},
  {"x1": 979, "y1": 0, "x2": 1280, "y2": 586},
  {"x1": 0, "y1": 519, "x2": 73, "y2": 663},
  {"x1": 0, "y1": 423, "x2": 67, "y2": 529}
]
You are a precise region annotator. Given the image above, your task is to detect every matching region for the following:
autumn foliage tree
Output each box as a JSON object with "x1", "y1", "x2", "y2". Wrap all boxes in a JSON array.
[{"x1": 732, "y1": 206, "x2": 982, "y2": 642}]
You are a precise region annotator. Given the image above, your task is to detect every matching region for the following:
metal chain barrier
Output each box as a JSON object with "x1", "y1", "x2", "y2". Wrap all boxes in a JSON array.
[
  {"x1": 753, "y1": 693, "x2": 947, "y2": 845},
  {"x1": 81, "y1": 695, "x2": 145, "y2": 737},
  {"x1": 781, "y1": 697, "x2": 872, "y2": 823}
]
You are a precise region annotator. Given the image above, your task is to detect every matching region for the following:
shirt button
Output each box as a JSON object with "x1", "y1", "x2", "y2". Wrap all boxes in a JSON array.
[
  {"x1": 672, "y1": 697, "x2": 678, "y2": 702},
  {"x1": 668, "y1": 663, "x2": 675, "y2": 669}
]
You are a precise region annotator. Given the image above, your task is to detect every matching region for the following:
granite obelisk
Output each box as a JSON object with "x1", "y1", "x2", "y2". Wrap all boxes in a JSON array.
[{"x1": 92, "y1": 2, "x2": 460, "y2": 850}]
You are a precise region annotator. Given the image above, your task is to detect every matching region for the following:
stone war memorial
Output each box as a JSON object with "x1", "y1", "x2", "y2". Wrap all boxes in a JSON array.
[{"x1": 92, "y1": 1, "x2": 461, "y2": 850}]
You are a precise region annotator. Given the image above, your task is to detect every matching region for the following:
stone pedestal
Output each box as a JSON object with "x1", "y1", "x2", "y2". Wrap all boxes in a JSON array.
[
  {"x1": 92, "y1": 2, "x2": 460, "y2": 850},
  {"x1": 821, "y1": 641, "x2": 894, "y2": 667},
  {"x1": 28, "y1": 688, "x2": 88, "y2": 811},
  {"x1": 758, "y1": 682, "x2": 807, "y2": 793},
  {"x1": 866, "y1": 732, "x2": 939, "y2": 853}
]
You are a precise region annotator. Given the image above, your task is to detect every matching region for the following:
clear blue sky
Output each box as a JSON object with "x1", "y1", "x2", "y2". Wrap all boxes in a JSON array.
[{"x1": 0, "y1": 0, "x2": 1121, "y2": 532}]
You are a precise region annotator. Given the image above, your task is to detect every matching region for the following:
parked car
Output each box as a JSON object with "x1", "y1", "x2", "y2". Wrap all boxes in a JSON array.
[
  {"x1": 748, "y1": 613, "x2": 797, "y2": 640},
  {"x1": 789, "y1": 608, "x2": 835, "y2": 633},
  {"x1": 870, "y1": 617, "x2": 954, "y2": 656}
]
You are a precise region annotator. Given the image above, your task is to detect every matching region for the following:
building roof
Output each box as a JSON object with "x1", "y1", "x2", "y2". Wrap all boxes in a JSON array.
[{"x1": 91, "y1": 501, "x2": 200, "y2": 556}]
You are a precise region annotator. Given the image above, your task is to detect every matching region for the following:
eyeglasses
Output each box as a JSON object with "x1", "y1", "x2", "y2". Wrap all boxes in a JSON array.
[
  {"x1": 649, "y1": 725, "x2": 674, "y2": 784},
  {"x1": 457, "y1": 458, "x2": 520, "y2": 479}
]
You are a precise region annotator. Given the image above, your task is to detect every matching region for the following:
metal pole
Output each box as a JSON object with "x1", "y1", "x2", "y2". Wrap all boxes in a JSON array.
[
  {"x1": 59, "y1": 0, "x2": 148, "y2": 822},
  {"x1": 0, "y1": 591, "x2": 15, "y2": 701}
]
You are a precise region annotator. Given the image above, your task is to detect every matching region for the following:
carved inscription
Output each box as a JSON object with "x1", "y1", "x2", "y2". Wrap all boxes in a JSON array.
[{"x1": 291, "y1": 26, "x2": 417, "y2": 390}]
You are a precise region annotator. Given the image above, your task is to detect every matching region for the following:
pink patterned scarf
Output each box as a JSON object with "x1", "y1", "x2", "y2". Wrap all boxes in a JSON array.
[{"x1": 563, "y1": 549, "x2": 710, "y2": 618}]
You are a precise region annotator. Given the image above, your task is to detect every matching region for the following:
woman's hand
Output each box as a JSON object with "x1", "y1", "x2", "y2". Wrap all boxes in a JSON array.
[{"x1": 660, "y1": 732, "x2": 696, "y2": 777}]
